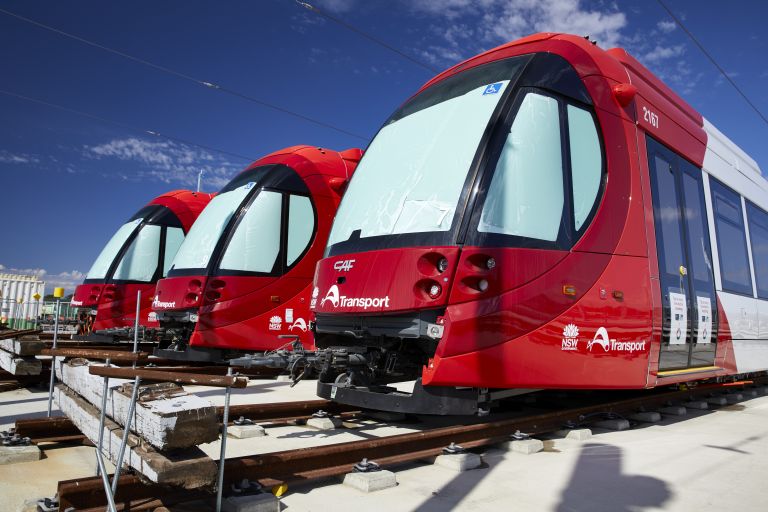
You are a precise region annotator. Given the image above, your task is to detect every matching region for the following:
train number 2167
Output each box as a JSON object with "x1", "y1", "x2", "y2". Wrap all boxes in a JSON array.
[{"x1": 642, "y1": 106, "x2": 659, "y2": 129}]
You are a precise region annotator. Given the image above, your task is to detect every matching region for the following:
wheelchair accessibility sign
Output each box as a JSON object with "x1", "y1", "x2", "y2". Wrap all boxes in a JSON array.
[{"x1": 483, "y1": 82, "x2": 503, "y2": 95}]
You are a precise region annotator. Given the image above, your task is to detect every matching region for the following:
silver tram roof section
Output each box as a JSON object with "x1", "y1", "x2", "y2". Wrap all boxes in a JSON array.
[{"x1": 702, "y1": 118, "x2": 767, "y2": 211}]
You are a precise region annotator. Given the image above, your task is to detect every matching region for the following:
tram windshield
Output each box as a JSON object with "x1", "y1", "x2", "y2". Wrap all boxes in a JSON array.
[
  {"x1": 327, "y1": 56, "x2": 527, "y2": 249},
  {"x1": 85, "y1": 203, "x2": 185, "y2": 283},
  {"x1": 86, "y1": 218, "x2": 142, "y2": 280},
  {"x1": 169, "y1": 184, "x2": 252, "y2": 271},
  {"x1": 169, "y1": 166, "x2": 271, "y2": 272}
]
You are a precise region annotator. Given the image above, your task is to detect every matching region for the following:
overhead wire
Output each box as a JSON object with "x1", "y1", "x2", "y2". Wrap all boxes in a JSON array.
[
  {"x1": 293, "y1": 1, "x2": 441, "y2": 74},
  {"x1": 655, "y1": 0, "x2": 768, "y2": 127},
  {"x1": 0, "y1": 7, "x2": 369, "y2": 141},
  {"x1": 0, "y1": 88, "x2": 256, "y2": 162}
]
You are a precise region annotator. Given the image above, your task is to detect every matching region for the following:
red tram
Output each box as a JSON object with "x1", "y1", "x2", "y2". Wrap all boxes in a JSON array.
[
  {"x1": 152, "y1": 145, "x2": 361, "y2": 361},
  {"x1": 71, "y1": 190, "x2": 211, "y2": 332},
  {"x1": 310, "y1": 33, "x2": 768, "y2": 414}
]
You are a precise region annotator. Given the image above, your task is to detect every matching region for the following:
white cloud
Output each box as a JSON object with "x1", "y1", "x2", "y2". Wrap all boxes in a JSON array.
[
  {"x1": 84, "y1": 137, "x2": 241, "y2": 190},
  {"x1": 641, "y1": 44, "x2": 685, "y2": 63},
  {"x1": 0, "y1": 265, "x2": 85, "y2": 295},
  {"x1": 410, "y1": 0, "x2": 627, "y2": 67},
  {"x1": 657, "y1": 19, "x2": 676, "y2": 33},
  {"x1": 315, "y1": 0, "x2": 357, "y2": 12},
  {"x1": 0, "y1": 150, "x2": 41, "y2": 165}
]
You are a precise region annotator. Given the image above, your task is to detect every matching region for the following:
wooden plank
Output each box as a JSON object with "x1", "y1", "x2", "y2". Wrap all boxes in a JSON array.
[
  {"x1": 0, "y1": 348, "x2": 42, "y2": 375},
  {"x1": 54, "y1": 384, "x2": 217, "y2": 488},
  {"x1": 55, "y1": 360, "x2": 219, "y2": 450},
  {"x1": 0, "y1": 337, "x2": 45, "y2": 356}
]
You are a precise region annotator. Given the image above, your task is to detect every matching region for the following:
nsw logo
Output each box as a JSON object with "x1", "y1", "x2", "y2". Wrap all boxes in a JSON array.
[
  {"x1": 310, "y1": 286, "x2": 319, "y2": 308},
  {"x1": 561, "y1": 323, "x2": 579, "y2": 351},
  {"x1": 268, "y1": 315, "x2": 282, "y2": 331}
]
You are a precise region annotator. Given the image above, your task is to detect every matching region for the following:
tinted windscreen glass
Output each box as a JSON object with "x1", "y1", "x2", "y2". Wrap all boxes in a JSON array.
[
  {"x1": 86, "y1": 218, "x2": 142, "y2": 279},
  {"x1": 170, "y1": 184, "x2": 252, "y2": 271},
  {"x1": 327, "y1": 57, "x2": 527, "y2": 248},
  {"x1": 112, "y1": 224, "x2": 162, "y2": 282}
]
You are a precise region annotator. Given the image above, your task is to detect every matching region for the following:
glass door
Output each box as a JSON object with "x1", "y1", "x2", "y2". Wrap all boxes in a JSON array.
[{"x1": 647, "y1": 136, "x2": 718, "y2": 371}]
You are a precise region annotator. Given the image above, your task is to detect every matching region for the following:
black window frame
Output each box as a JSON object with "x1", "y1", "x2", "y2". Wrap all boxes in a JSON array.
[
  {"x1": 746, "y1": 200, "x2": 768, "y2": 299},
  {"x1": 463, "y1": 87, "x2": 606, "y2": 250},
  {"x1": 325, "y1": 51, "x2": 601, "y2": 257},
  {"x1": 83, "y1": 204, "x2": 184, "y2": 285},
  {"x1": 710, "y1": 177, "x2": 754, "y2": 296}
]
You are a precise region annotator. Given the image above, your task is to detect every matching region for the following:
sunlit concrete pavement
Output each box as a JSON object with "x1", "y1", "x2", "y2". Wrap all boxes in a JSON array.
[
  {"x1": 280, "y1": 395, "x2": 768, "y2": 512},
  {"x1": 1, "y1": 382, "x2": 766, "y2": 511}
]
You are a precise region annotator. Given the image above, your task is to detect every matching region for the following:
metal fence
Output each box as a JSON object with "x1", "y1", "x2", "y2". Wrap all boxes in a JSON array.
[{"x1": 1, "y1": 298, "x2": 80, "y2": 330}]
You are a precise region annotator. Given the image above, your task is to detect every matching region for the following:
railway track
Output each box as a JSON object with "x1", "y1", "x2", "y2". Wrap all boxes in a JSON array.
[
  {"x1": 55, "y1": 378, "x2": 766, "y2": 511},
  {"x1": 14, "y1": 399, "x2": 358, "y2": 443}
]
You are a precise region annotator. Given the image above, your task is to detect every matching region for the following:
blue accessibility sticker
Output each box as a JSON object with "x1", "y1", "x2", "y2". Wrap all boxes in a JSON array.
[
  {"x1": 482, "y1": 82, "x2": 503, "y2": 95},
  {"x1": 245, "y1": 181, "x2": 255, "y2": 190}
]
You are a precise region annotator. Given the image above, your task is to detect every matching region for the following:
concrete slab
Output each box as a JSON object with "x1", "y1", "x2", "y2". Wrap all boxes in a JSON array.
[
  {"x1": 229, "y1": 424, "x2": 267, "y2": 439},
  {"x1": 222, "y1": 493, "x2": 279, "y2": 512},
  {"x1": 683, "y1": 401, "x2": 709, "y2": 410},
  {"x1": 628, "y1": 411, "x2": 661, "y2": 423},
  {"x1": 307, "y1": 416, "x2": 342, "y2": 430},
  {"x1": 505, "y1": 438, "x2": 544, "y2": 454},
  {"x1": 56, "y1": 361, "x2": 218, "y2": 450},
  {"x1": 707, "y1": 396, "x2": 728, "y2": 406},
  {"x1": 554, "y1": 428, "x2": 592, "y2": 441},
  {"x1": 592, "y1": 418, "x2": 631, "y2": 431},
  {"x1": 54, "y1": 384, "x2": 216, "y2": 488},
  {"x1": 659, "y1": 406, "x2": 687, "y2": 416},
  {"x1": 275, "y1": 375, "x2": 293, "y2": 383},
  {"x1": 343, "y1": 470, "x2": 397, "y2": 493},
  {"x1": 726, "y1": 393, "x2": 744, "y2": 404},
  {"x1": 434, "y1": 453, "x2": 482, "y2": 471},
  {"x1": 0, "y1": 350, "x2": 41, "y2": 376},
  {"x1": 0, "y1": 444, "x2": 41, "y2": 464},
  {"x1": 0, "y1": 338, "x2": 43, "y2": 356}
]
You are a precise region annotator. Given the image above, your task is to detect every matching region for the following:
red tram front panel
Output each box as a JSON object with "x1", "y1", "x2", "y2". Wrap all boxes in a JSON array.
[
  {"x1": 152, "y1": 146, "x2": 361, "y2": 354},
  {"x1": 73, "y1": 190, "x2": 211, "y2": 332},
  {"x1": 311, "y1": 33, "x2": 767, "y2": 410}
]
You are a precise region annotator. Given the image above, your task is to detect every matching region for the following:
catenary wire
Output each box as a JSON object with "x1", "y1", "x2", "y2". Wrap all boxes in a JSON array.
[
  {"x1": 0, "y1": 88, "x2": 256, "y2": 162},
  {"x1": 294, "y1": 1, "x2": 441, "y2": 74},
  {"x1": 655, "y1": 0, "x2": 768, "y2": 127},
  {"x1": 0, "y1": 7, "x2": 369, "y2": 141}
]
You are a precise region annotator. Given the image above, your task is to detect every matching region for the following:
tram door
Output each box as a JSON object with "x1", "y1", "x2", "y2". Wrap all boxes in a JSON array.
[{"x1": 647, "y1": 136, "x2": 718, "y2": 371}]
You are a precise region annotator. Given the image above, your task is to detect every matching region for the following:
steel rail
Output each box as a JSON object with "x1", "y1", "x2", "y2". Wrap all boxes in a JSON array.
[
  {"x1": 58, "y1": 380, "x2": 764, "y2": 510},
  {"x1": 0, "y1": 328, "x2": 41, "y2": 339},
  {"x1": 88, "y1": 366, "x2": 249, "y2": 387},
  {"x1": 43, "y1": 348, "x2": 150, "y2": 362}
]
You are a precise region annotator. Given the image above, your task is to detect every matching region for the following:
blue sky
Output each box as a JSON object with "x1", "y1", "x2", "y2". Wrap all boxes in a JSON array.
[{"x1": 1, "y1": 0, "x2": 766, "y2": 293}]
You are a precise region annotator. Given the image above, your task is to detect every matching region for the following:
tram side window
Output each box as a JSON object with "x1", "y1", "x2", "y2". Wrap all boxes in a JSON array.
[
  {"x1": 710, "y1": 179, "x2": 753, "y2": 295},
  {"x1": 478, "y1": 93, "x2": 564, "y2": 241},
  {"x1": 112, "y1": 224, "x2": 162, "y2": 282},
  {"x1": 746, "y1": 202, "x2": 768, "y2": 298},
  {"x1": 567, "y1": 105, "x2": 602, "y2": 231},
  {"x1": 163, "y1": 227, "x2": 185, "y2": 277},
  {"x1": 220, "y1": 191, "x2": 282, "y2": 273},
  {"x1": 287, "y1": 195, "x2": 315, "y2": 267}
]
